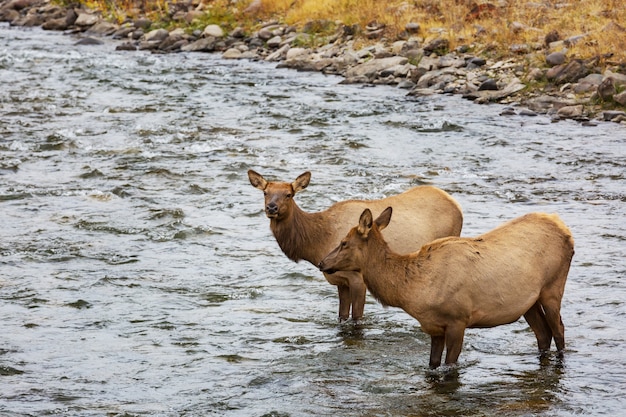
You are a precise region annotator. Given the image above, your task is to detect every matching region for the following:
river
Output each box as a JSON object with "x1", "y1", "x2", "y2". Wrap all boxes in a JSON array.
[{"x1": 1, "y1": 23, "x2": 625, "y2": 416}]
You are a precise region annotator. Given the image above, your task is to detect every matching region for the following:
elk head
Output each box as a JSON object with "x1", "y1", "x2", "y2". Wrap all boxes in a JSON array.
[
  {"x1": 248, "y1": 170, "x2": 311, "y2": 220},
  {"x1": 319, "y1": 207, "x2": 392, "y2": 274}
]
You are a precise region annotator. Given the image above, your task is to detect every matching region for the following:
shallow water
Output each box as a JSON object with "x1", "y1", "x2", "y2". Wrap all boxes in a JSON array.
[{"x1": 0, "y1": 24, "x2": 625, "y2": 416}]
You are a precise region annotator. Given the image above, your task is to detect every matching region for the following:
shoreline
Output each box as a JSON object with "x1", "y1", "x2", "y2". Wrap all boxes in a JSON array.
[{"x1": 2, "y1": 0, "x2": 625, "y2": 127}]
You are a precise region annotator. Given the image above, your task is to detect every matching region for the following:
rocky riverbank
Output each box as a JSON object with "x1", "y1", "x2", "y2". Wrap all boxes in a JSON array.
[{"x1": 2, "y1": 0, "x2": 626, "y2": 126}]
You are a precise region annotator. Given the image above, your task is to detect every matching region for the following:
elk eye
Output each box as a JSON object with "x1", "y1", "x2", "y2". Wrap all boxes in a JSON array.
[
  {"x1": 340, "y1": 241, "x2": 347, "y2": 248},
  {"x1": 286, "y1": 193, "x2": 293, "y2": 198}
]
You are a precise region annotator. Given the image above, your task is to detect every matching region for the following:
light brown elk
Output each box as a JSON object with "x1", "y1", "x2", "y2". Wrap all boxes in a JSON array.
[
  {"x1": 248, "y1": 170, "x2": 463, "y2": 321},
  {"x1": 319, "y1": 208, "x2": 574, "y2": 368}
]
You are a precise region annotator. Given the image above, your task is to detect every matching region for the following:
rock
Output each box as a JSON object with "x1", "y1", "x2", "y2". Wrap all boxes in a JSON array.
[
  {"x1": 75, "y1": 37, "x2": 103, "y2": 46},
  {"x1": 181, "y1": 37, "x2": 217, "y2": 52},
  {"x1": 405, "y1": 22, "x2": 420, "y2": 33},
  {"x1": 74, "y1": 13, "x2": 99, "y2": 27},
  {"x1": 116, "y1": 42, "x2": 137, "y2": 51},
  {"x1": 510, "y1": 44, "x2": 530, "y2": 54},
  {"x1": 265, "y1": 44, "x2": 289, "y2": 61},
  {"x1": 112, "y1": 26, "x2": 133, "y2": 39},
  {"x1": 203, "y1": 24, "x2": 223, "y2": 38},
  {"x1": 478, "y1": 79, "x2": 498, "y2": 91},
  {"x1": 602, "y1": 110, "x2": 626, "y2": 121},
  {"x1": 285, "y1": 47, "x2": 308, "y2": 61},
  {"x1": 557, "y1": 105, "x2": 583, "y2": 119},
  {"x1": 519, "y1": 109, "x2": 538, "y2": 116},
  {"x1": 544, "y1": 30, "x2": 560, "y2": 45},
  {"x1": 266, "y1": 35, "x2": 282, "y2": 48},
  {"x1": 397, "y1": 80, "x2": 415, "y2": 89},
  {"x1": 42, "y1": 17, "x2": 69, "y2": 31},
  {"x1": 463, "y1": 79, "x2": 526, "y2": 102},
  {"x1": 467, "y1": 57, "x2": 486, "y2": 67},
  {"x1": 86, "y1": 21, "x2": 119, "y2": 36},
  {"x1": 597, "y1": 77, "x2": 616, "y2": 101},
  {"x1": 613, "y1": 91, "x2": 626, "y2": 106},
  {"x1": 603, "y1": 70, "x2": 626, "y2": 88},
  {"x1": 500, "y1": 107, "x2": 516, "y2": 116},
  {"x1": 144, "y1": 28, "x2": 169, "y2": 43},
  {"x1": 346, "y1": 56, "x2": 408, "y2": 80},
  {"x1": 133, "y1": 18, "x2": 151, "y2": 29},
  {"x1": 545, "y1": 52, "x2": 565, "y2": 67},
  {"x1": 222, "y1": 48, "x2": 242, "y2": 59},
  {"x1": 525, "y1": 67, "x2": 544, "y2": 82},
  {"x1": 416, "y1": 70, "x2": 455, "y2": 89},
  {"x1": 546, "y1": 59, "x2": 591, "y2": 84},
  {"x1": 230, "y1": 27, "x2": 245, "y2": 38},
  {"x1": 423, "y1": 37, "x2": 449, "y2": 55}
]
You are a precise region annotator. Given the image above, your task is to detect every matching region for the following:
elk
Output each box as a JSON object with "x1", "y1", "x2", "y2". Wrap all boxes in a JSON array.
[
  {"x1": 319, "y1": 208, "x2": 574, "y2": 368},
  {"x1": 247, "y1": 170, "x2": 463, "y2": 322}
]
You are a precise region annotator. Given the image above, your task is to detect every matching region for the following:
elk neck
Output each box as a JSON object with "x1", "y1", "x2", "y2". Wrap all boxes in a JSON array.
[
  {"x1": 270, "y1": 203, "x2": 332, "y2": 265},
  {"x1": 361, "y1": 233, "x2": 423, "y2": 310}
]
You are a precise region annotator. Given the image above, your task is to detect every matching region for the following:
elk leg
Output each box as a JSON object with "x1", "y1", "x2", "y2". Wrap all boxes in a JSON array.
[
  {"x1": 429, "y1": 335, "x2": 445, "y2": 369},
  {"x1": 349, "y1": 274, "x2": 367, "y2": 321},
  {"x1": 444, "y1": 324, "x2": 466, "y2": 366},
  {"x1": 337, "y1": 284, "x2": 351, "y2": 322},
  {"x1": 541, "y1": 297, "x2": 565, "y2": 352},
  {"x1": 523, "y1": 301, "x2": 553, "y2": 351}
]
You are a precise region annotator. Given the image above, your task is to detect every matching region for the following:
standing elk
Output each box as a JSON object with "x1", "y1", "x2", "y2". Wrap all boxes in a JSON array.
[
  {"x1": 319, "y1": 208, "x2": 574, "y2": 368},
  {"x1": 247, "y1": 170, "x2": 463, "y2": 322}
]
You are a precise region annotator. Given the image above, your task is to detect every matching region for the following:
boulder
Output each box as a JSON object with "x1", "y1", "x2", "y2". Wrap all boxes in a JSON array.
[
  {"x1": 74, "y1": 13, "x2": 99, "y2": 27},
  {"x1": 203, "y1": 24, "x2": 223, "y2": 38},
  {"x1": 557, "y1": 105, "x2": 583, "y2": 119},
  {"x1": 345, "y1": 56, "x2": 408, "y2": 80}
]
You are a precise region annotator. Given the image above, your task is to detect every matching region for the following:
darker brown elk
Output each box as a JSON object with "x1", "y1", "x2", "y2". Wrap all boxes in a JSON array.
[
  {"x1": 319, "y1": 208, "x2": 574, "y2": 368},
  {"x1": 248, "y1": 170, "x2": 463, "y2": 321}
]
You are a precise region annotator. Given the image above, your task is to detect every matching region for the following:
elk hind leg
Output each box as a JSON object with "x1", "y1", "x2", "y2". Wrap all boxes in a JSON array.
[
  {"x1": 524, "y1": 301, "x2": 553, "y2": 352},
  {"x1": 540, "y1": 289, "x2": 566, "y2": 352}
]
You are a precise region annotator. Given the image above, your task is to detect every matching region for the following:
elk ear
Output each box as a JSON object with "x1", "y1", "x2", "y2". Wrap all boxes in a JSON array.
[
  {"x1": 375, "y1": 207, "x2": 392, "y2": 231},
  {"x1": 248, "y1": 170, "x2": 268, "y2": 190},
  {"x1": 357, "y1": 209, "x2": 374, "y2": 237},
  {"x1": 292, "y1": 171, "x2": 311, "y2": 193}
]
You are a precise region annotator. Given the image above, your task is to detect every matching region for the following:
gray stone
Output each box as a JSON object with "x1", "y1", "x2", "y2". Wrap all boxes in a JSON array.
[
  {"x1": 203, "y1": 24, "x2": 223, "y2": 38},
  {"x1": 144, "y1": 28, "x2": 169, "y2": 43},
  {"x1": 557, "y1": 105, "x2": 583, "y2": 119},
  {"x1": 346, "y1": 56, "x2": 408, "y2": 80},
  {"x1": 74, "y1": 13, "x2": 99, "y2": 27},
  {"x1": 181, "y1": 37, "x2": 217, "y2": 52},
  {"x1": 613, "y1": 91, "x2": 626, "y2": 106},
  {"x1": 222, "y1": 48, "x2": 242, "y2": 59},
  {"x1": 597, "y1": 77, "x2": 616, "y2": 101},
  {"x1": 545, "y1": 52, "x2": 566, "y2": 67},
  {"x1": 602, "y1": 110, "x2": 626, "y2": 121}
]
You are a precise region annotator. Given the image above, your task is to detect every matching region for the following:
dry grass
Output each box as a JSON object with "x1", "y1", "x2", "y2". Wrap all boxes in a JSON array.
[
  {"x1": 69, "y1": 0, "x2": 626, "y2": 64},
  {"x1": 250, "y1": 0, "x2": 626, "y2": 63}
]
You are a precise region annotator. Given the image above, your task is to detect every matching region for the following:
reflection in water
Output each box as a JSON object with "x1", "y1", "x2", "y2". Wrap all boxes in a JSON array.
[{"x1": 1, "y1": 24, "x2": 626, "y2": 416}]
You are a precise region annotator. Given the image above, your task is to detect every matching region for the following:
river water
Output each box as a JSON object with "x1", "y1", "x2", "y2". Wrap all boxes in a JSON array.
[{"x1": 1, "y1": 23, "x2": 625, "y2": 416}]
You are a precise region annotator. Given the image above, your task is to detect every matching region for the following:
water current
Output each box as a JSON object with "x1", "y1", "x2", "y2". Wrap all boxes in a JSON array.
[{"x1": 1, "y1": 23, "x2": 625, "y2": 416}]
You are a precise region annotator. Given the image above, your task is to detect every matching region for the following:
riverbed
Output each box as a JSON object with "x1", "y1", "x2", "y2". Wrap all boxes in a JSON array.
[{"x1": 1, "y1": 24, "x2": 625, "y2": 416}]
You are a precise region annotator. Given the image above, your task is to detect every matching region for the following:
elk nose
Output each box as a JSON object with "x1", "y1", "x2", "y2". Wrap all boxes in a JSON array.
[{"x1": 266, "y1": 202, "x2": 278, "y2": 215}]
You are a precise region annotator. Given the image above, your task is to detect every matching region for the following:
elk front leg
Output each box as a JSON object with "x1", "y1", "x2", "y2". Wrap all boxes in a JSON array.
[
  {"x1": 337, "y1": 284, "x2": 351, "y2": 322},
  {"x1": 430, "y1": 335, "x2": 446, "y2": 369},
  {"x1": 444, "y1": 324, "x2": 466, "y2": 366},
  {"x1": 347, "y1": 271, "x2": 366, "y2": 322}
]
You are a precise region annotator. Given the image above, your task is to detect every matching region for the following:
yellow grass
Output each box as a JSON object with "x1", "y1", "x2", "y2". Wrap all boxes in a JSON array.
[
  {"x1": 68, "y1": 0, "x2": 626, "y2": 64},
  {"x1": 249, "y1": 0, "x2": 626, "y2": 63}
]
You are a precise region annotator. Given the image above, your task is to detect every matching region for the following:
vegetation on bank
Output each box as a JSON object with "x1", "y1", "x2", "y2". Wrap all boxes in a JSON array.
[{"x1": 58, "y1": 0, "x2": 626, "y2": 66}]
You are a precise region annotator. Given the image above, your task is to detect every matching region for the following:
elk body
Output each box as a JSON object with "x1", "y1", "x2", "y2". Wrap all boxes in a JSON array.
[
  {"x1": 319, "y1": 208, "x2": 574, "y2": 368},
  {"x1": 248, "y1": 170, "x2": 463, "y2": 321}
]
